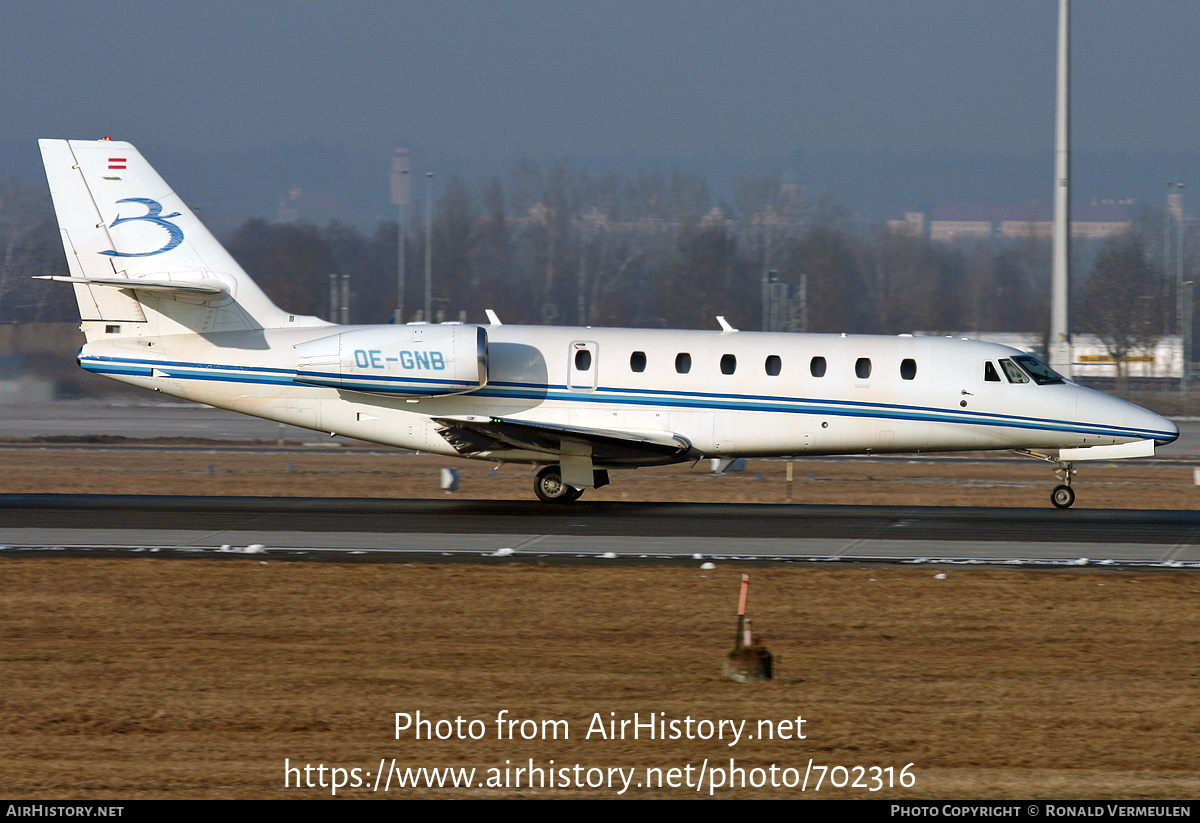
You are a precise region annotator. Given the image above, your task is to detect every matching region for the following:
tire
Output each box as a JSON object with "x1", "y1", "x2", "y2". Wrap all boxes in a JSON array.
[
  {"x1": 534, "y1": 466, "x2": 581, "y2": 503},
  {"x1": 1051, "y1": 484, "x2": 1075, "y2": 509}
]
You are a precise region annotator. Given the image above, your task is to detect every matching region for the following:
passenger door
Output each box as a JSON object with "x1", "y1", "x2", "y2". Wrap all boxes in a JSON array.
[{"x1": 567, "y1": 341, "x2": 598, "y2": 391}]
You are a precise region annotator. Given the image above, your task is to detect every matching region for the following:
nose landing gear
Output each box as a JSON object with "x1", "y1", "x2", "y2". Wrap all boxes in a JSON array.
[
  {"x1": 1051, "y1": 482, "x2": 1075, "y2": 509},
  {"x1": 1013, "y1": 450, "x2": 1076, "y2": 509},
  {"x1": 1050, "y1": 459, "x2": 1076, "y2": 509}
]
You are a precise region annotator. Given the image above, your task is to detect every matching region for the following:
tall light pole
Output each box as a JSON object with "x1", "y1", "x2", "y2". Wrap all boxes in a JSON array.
[
  {"x1": 390, "y1": 148, "x2": 411, "y2": 323},
  {"x1": 1048, "y1": 0, "x2": 1072, "y2": 376},
  {"x1": 1168, "y1": 183, "x2": 1188, "y2": 396},
  {"x1": 424, "y1": 172, "x2": 434, "y2": 323}
]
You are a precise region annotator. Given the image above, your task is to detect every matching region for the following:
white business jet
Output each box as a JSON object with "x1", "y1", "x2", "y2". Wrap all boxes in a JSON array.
[{"x1": 38, "y1": 139, "x2": 1178, "y2": 508}]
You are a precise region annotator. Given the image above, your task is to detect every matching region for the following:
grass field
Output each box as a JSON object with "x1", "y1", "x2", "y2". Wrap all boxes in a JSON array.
[
  {"x1": 1, "y1": 559, "x2": 1198, "y2": 799},
  {"x1": 3, "y1": 443, "x2": 1200, "y2": 508}
]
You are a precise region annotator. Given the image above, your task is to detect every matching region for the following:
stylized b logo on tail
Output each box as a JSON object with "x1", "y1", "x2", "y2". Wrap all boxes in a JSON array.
[{"x1": 101, "y1": 198, "x2": 184, "y2": 257}]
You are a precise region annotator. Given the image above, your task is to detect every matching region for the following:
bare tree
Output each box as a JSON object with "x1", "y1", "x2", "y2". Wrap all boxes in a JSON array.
[
  {"x1": 227, "y1": 219, "x2": 337, "y2": 318},
  {"x1": 859, "y1": 226, "x2": 943, "y2": 333},
  {"x1": 1076, "y1": 233, "x2": 1165, "y2": 391}
]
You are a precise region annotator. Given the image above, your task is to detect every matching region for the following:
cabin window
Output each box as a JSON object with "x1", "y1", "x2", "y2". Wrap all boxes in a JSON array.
[
  {"x1": 984, "y1": 361, "x2": 1001, "y2": 382},
  {"x1": 810, "y1": 356, "x2": 826, "y2": 377},
  {"x1": 105, "y1": 324, "x2": 120, "y2": 334},
  {"x1": 630, "y1": 351, "x2": 647, "y2": 373},
  {"x1": 720, "y1": 354, "x2": 736, "y2": 375},
  {"x1": 855, "y1": 357, "x2": 872, "y2": 379},
  {"x1": 999, "y1": 358, "x2": 1029, "y2": 384},
  {"x1": 900, "y1": 358, "x2": 917, "y2": 380},
  {"x1": 765, "y1": 355, "x2": 781, "y2": 376},
  {"x1": 675, "y1": 352, "x2": 691, "y2": 374},
  {"x1": 574, "y1": 349, "x2": 592, "y2": 371}
]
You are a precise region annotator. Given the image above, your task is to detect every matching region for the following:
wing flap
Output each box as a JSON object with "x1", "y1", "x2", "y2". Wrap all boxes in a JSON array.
[{"x1": 432, "y1": 415, "x2": 693, "y2": 463}]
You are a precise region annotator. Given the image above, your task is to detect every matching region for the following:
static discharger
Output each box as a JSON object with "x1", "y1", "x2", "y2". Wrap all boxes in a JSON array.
[{"x1": 723, "y1": 574, "x2": 773, "y2": 683}]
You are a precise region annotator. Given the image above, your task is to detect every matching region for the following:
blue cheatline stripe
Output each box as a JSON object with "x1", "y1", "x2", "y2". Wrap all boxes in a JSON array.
[
  {"x1": 81, "y1": 355, "x2": 478, "y2": 395},
  {"x1": 480, "y1": 381, "x2": 1171, "y2": 440},
  {"x1": 296, "y1": 368, "x2": 478, "y2": 389},
  {"x1": 475, "y1": 385, "x2": 1162, "y2": 440},
  {"x1": 78, "y1": 355, "x2": 1173, "y2": 441}
]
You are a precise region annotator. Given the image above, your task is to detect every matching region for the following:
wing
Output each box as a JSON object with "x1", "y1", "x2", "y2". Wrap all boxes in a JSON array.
[{"x1": 432, "y1": 415, "x2": 694, "y2": 466}]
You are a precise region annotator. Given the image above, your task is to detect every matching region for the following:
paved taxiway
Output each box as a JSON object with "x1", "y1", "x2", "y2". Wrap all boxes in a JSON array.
[
  {"x1": 2, "y1": 494, "x2": 1198, "y2": 567},
  {"x1": 0, "y1": 400, "x2": 333, "y2": 443}
]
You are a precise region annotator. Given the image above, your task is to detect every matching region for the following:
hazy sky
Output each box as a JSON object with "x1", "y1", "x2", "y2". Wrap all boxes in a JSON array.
[
  {"x1": 2, "y1": 0, "x2": 1200, "y2": 229},
  {"x1": 4, "y1": 1, "x2": 1199, "y2": 224}
]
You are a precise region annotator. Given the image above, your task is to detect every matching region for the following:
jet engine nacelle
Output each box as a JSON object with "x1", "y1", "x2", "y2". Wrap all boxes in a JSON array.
[{"x1": 294, "y1": 324, "x2": 488, "y2": 397}]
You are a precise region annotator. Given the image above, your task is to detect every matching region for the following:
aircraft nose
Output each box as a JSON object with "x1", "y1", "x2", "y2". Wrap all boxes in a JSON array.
[
  {"x1": 1123, "y1": 398, "x2": 1178, "y2": 445},
  {"x1": 1154, "y1": 413, "x2": 1180, "y2": 446},
  {"x1": 1081, "y1": 389, "x2": 1178, "y2": 445}
]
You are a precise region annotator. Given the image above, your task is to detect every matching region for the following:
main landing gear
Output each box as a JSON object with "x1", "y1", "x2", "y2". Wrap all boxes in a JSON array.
[
  {"x1": 1013, "y1": 450, "x2": 1075, "y2": 509},
  {"x1": 531, "y1": 465, "x2": 611, "y2": 503},
  {"x1": 534, "y1": 466, "x2": 583, "y2": 503}
]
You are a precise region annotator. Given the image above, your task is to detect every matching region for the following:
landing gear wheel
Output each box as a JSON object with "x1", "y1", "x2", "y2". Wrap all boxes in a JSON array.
[
  {"x1": 1012, "y1": 451, "x2": 1079, "y2": 510},
  {"x1": 1051, "y1": 484, "x2": 1075, "y2": 509},
  {"x1": 534, "y1": 466, "x2": 582, "y2": 503}
]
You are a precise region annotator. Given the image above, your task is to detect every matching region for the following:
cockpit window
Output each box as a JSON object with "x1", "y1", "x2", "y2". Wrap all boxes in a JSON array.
[
  {"x1": 984, "y1": 361, "x2": 1001, "y2": 382},
  {"x1": 1012, "y1": 355, "x2": 1064, "y2": 385},
  {"x1": 998, "y1": 358, "x2": 1029, "y2": 384}
]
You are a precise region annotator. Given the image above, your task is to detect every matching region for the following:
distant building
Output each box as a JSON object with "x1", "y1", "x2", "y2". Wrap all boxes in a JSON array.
[
  {"x1": 892, "y1": 202, "x2": 1133, "y2": 243},
  {"x1": 1069, "y1": 334, "x2": 1182, "y2": 380},
  {"x1": 886, "y1": 211, "x2": 926, "y2": 237},
  {"x1": 277, "y1": 186, "x2": 346, "y2": 224}
]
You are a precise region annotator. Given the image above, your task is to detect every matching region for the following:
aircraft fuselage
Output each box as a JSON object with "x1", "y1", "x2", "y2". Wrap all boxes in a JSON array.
[{"x1": 76, "y1": 324, "x2": 1176, "y2": 466}]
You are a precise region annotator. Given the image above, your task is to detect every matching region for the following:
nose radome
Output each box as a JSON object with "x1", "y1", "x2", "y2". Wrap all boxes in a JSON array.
[
  {"x1": 1122, "y1": 397, "x2": 1178, "y2": 445},
  {"x1": 1079, "y1": 389, "x2": 1178, "y2": 445},
  {"x1": 1153, "y1": 412, "x2": 1180, "y2": 445}
]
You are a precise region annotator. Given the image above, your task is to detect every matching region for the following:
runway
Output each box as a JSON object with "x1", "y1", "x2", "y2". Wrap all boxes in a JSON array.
[{"x1": 3, "y1": 494, "x2": 1199, "y2": 568}]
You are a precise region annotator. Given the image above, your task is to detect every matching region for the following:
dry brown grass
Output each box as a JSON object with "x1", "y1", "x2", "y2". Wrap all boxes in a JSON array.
[
  {"x1": 1, "y1": 560, "x2": 1198, "y2": 799},
  {"x1": 3, "y1": 444, "x2": 1200, "y2": 508}
]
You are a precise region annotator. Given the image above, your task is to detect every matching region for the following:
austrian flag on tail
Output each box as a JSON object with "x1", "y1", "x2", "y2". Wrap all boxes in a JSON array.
[{"x1": 108, "y1": 157, "x2": 126, "y2": 170}]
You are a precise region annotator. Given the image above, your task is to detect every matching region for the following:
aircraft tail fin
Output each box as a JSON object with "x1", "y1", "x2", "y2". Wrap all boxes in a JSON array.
[{"x1": 39, "y1": 138, "x2": 318, "y2": 340}]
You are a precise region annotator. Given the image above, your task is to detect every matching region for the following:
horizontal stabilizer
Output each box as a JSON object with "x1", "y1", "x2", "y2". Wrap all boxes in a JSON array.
[
  {"x1": 35, "y1": 275, "x2": 228, "y2": 296},
  {"x1": 433, "y1": 415, "x2": 692, "y2": 463}
]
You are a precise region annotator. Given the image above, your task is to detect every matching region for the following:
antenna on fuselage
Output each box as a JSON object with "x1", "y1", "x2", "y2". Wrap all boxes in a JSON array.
[
  {"x1": 485, "y1": 309, "x2": 503, "y2": 326},
  {"x1": 716, "y1": 316, "x2": 739, "y2": 333}
]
